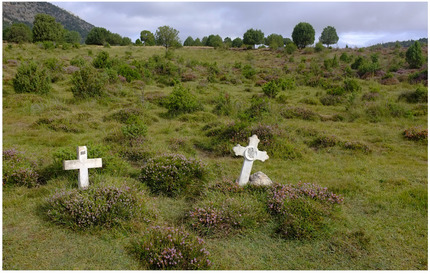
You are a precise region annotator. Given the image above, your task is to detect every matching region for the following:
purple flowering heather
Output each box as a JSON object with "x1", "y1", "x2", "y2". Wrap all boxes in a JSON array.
[{"x1": 131, "y1": 226, "x2": 211, "y2": 270}]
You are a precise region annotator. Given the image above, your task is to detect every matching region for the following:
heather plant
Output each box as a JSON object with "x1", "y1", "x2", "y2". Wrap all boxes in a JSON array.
[
  {"x1": 71, "y1": 65, "x2": 107, "y2": 99},
  {"x1": 187, "y1": 192, "x2": 269, "y2": 237},
  {"x1": 3, "y1": 148, "x2": 39, "y2": 187},
  {"x1": 130, "y1": 226, "x2": 211, "y2": 270},
  {"x1": 139, "y1": 154, "x2": 207, "y2": 197},
  {"x1": 267, "y1": 182, "x2": 343, "y2": 240},
  {"x1": 45, "y1": 185, "x2": 141, "y2": 230},
  {"x1": 403, "y1": 127, "x2": 428, "y2": 141},
  {"x1": 13, "y1": 61, "x2": 51, "y2": 94}
]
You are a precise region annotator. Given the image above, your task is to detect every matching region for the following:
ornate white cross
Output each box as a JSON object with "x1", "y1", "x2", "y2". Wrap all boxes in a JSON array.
[
  {"x1": 63, "y1": 146, "x2": 102, "y2": 189},
  {"x1": 233, "y1": 135, "x2": 269, "y2": 186}
]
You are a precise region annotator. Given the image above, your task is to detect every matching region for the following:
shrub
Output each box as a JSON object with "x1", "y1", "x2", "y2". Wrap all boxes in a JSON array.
[
  {"x1": 242, "y1": 96, "x2": 270, "y2": 121},
  {"x1": 281, "y1": 106, "x2": 320, "y2": 121},
  {"x1": 13, "y1": 61, "x2": 51, "y2": 94},
  {"x1": 45, "y1": 185, "x2": 140, "y2": 230},
  {"x1": 93, "y1": 50, "x2": 111, "y2": 69},
  {"x1": 118, "y1": 64, "x2": 141, "y2": 82},
  {"x1": 166, "y1": 84, "x2": 201, "y2": 115},
  {"x1": 403, "y1": 127, "x2": 428, "y2": 141},
  {"x1": 342, "y1": 141, "x2": 371, "y2": 153},
  {"x1": 284, "y1": 43, "x2": 297, "y2": 54},
  {"x1": 398, "y1": 86, "x2": 428, "y2": 103},
  {"x1": 242, "y1": 64, "x2": 257, "y2": 79},
  {"x1": 344, "y1": 78, "x2": 361, "y2": 92},
  {"x1": 122, "y1": 121, "x2": 147, "y2": 139},
  {"x1": 130, "y1": 226, "x2": 211, "y2": 270},
  {"x1": 3, "y1": 148, "x2": 39, "y2": 187},
  {"x1": 406, "y1": 41, "x2": 425, "y2": 69},
  {"x1": 71, "y1": 65, "x2": 106, "y2": 99},
  {"x1": 139, "y1": 154, "x2": 206, "y2": 197},
  {"x1": 314, "y1": 42, "x2": 324, "y2": 52},
  {"x1": 262, "y1": 80, "x2": 280, "y2": 98},
  {"x1": 320, "y1": 94, "x2": 343, "y2": 106},
  {"x1": 70, "y1": 55, "x2": 86, "y2": 67},
  {"x1": 267, "y1": 182, "x2": 343, "y2": 239},
  {"x1": 309, "y1": 135, "x2": 338, "y2": 148}
]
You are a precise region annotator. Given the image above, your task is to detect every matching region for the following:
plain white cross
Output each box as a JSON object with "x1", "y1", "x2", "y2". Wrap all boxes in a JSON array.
[
  {"x1": 63, "y1": 146, "x2": 102, "y2": 189},
  {"x1": 233, "y1": 135, "x2": 269, "y2": 186}
]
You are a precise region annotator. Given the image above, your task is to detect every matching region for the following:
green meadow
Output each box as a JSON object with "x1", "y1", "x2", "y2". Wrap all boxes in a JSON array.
[{"x1": 2, "y1": 42, "x2": 427, "y2": 270}]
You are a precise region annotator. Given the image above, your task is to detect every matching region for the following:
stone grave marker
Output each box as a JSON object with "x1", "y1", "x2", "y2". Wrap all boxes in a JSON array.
[
  {"x1": 233, "y1": 134, "x2": 269, "y2": 186},
  {"x1": 63, "y1": 146, "x2": 102, "y2": 189}
]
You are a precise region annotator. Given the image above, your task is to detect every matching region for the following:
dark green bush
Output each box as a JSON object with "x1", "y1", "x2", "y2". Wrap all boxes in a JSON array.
[
  {"x1": 130, "y1": 226, "x2": 211, "y2": 270},
  {"x1": 45, "y1": 185, "x2": 140, "y2": 230},
  {"x1": 262, "y1": 80, "x2": 280, "y2": 98},
  {"x1": 344, "y1": 78, "x2": 361, "y2": 92},
  {"x1": 122, "y1": 121, "x2": 147, "y2": 139},
  {"x1": 242, "y1": 64, "x2": 257, "y2": 79},
  {"x1": 70, "y1": 55, "x2": 86, "y2": 67},
  {"x1": 166, "y1": 84, "x2": 202, "y2": 115},
  {"x1": 242, "y1": 96, "x2": 270, "y2": 121},
  {"x1": 71, "y1": 65, "x2": 106, "y2": 99},
  {"x1": 406, "y1": 41, "x2": 425, "y2": 69},
  {"x1": 93, "y1": 50, "x2": 111, "y2": 69},
  {"x1": 117, "y1": 64, "x2": 141, "y2": 82},
  {"x1": 139, "y1": 154, "x2": 207, "y2": 197},
  {"x1": 13, "y1": 61, "x2": 51, "y2": 94}
]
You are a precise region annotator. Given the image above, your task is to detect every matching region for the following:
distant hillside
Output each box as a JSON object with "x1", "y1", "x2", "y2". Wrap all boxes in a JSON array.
[
  {"x1": 3, "y1": 2, "x2": 94, "y2": 41},
  {"x1": 370, "y1": 38, "x2": 428, "y2": 48}
]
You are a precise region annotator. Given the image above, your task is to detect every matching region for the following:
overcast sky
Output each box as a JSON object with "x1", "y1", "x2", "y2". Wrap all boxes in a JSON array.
[{"x1": 51, "y1": 1, "x2": 428, "y2": 47}]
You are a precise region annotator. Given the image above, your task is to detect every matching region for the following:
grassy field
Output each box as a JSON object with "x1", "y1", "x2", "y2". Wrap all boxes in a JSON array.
[{"x1": 2, "y1": 42, "x2": 428, "y2": 270}]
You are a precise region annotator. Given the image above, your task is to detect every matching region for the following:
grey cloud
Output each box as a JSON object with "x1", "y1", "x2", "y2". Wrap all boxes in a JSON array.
[{"x1": 52, "y1": 2, "x2": 427, "y2": 47}]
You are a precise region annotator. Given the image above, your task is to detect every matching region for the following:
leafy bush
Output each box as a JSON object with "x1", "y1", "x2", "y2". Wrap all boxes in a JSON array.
[
  {"x1": 314, "y1": 42, "x2": 324, "y2": 52},
  {"x1": 3, "y1": 148, "x2": 39, "y2": 187},
  {"x1": 406, "y1": 41, "x2": 425, "y2": 69},
  {"x1": 130, "y1": 226, "x2": 211, "y2": 270},
  {"x1": 117, "y1": 64, "x2": 141, "y2": 82},
  {"x1": 93, "y1": 50, "x2": 111, "y2": 68},
  {"x1": 242, "y1": 96, "x2": 270, "y2": 121},
  {"x1": 344, "y1": 78, "x2": 361, "y2": 92},
  {"x1": 45, "y1": 185, "x2": 140, "y2": 230},
  {"x1": 166, "y1": 84, "x2": 202, "y2": 115},
  {"x1": 122, "y1": 121, "x2": 147, "y2": 139},
  {"x1": 242, "y1": 64, "x2": 257, "y2": 79},
  {"x1": 71, "y1": 65, "x2": 106, "y2": 99},
  {"x1": 403, "y1": 127, "x2": 428, "y2": 141},
  {"x1": 267, "y1": 182, "x2": 343, "y2": 239},
  {"x1": 262, "y1": 80, "x2": 280, "y2": 98},
  {"x1": 13, "y1": 61, "x2": 51, "y2": 94},
  {"x1": 70, "y1": 55, "x2": 86, "y2": 67},
  {"x1": 139, "y1": 154, "x2": 207, "y2": 197},
  {"x1": 284, "y1": 43, "x2": 297, "y2": 54}
]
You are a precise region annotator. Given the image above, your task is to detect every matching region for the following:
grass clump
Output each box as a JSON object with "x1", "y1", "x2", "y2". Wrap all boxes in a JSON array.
[
  {"x1": 398, "y1": 86, "x2": 428, "y2": 103},
  {"x1": 130, "y1": 226, "x2": 211, "y2": 270},
  {"x1": 12, "y1": 61, "x2": 51, "y2": 94},
  {"x1": 267, "y1": 182, "x2": 343, "y2": 240},
  {"x1": 45, "y1": 185, "x2": 141, "y2": 230},
  {"x1": 3, "y1": 148, "x2": 39, "y2": 187},
  {"x1": 139, "y1": 154, "x2": 207, "y2": 197}
]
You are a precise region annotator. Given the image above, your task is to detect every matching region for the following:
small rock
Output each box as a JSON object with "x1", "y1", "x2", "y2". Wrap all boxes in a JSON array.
[{"x1": 249, "y1": 171, "x2": 273, "y2": 186}]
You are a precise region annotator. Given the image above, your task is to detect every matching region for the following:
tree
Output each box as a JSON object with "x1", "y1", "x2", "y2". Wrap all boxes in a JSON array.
[
  {"x1": 201, "y1": 36, "x2": 208, "y2": 46},
  {"x1": 140, "y1": 30, "x2": 155, "y2": 46},
  {"x1": 4, "y1": 23, "x2": 32, "y2": 43},
  {"x1": 224, "y1": 37, "x2": 232, "y2": 48},
  {"x1": 135, "y1": 38, "x2": 142, "y2": 46},
  {"x1": 155, "y1": 25, "x2": 180, "y2": 49},
  {"x1": 193, "y1": 38, "x2": 202, "y2": 46},
  {"x1": 243, "y1": 28, "x2": 264, "y2": 48},
  {"x1": 319, "y1": 26, "x2": 339, "y2": 47},
  {"x1": 106, "y1": 32, "x2": 122, "y2": 45},
  {"x1": 265, "y1": 33, "x2": 284, "y2": 50},
  {"x1": 32, "y1": 14, "x2": 64, "y2": 42},
  {"x1": 206, "y1": 34, "x2": 223, "y2": 48},
  {"x1": 183, "y1": 36, "x2": 195, "y2": 46},
  {"x1": 232, "y1": 37, "x2": 243, "y2": 48},
  {"x1": 64, "y1": 30, "x2": 81, "y2": 44},
  {"x1": 292, "y1": 22, "x2": 315, "y2": 49},
  {"x1": 406, "y1": 41, "x2": 425, "y2": 69},
  {"x1": 121, "y1": 37, "x2": 132, "y2": 46},
  {"x1": 85, "y1": 27, "x2": 110, "y2": 45}
]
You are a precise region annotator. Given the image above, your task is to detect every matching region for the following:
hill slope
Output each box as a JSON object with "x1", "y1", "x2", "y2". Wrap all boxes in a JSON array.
[{"x1": 3, "y1": 2, "x2": 94, "y2": 41}]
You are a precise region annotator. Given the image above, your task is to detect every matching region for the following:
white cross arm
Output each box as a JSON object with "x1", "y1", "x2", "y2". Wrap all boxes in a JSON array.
[
  {"x1": 256, "y1": 150, "x2": 269, "y2": 162},
  {"x1": 233, "y1": 144, "x2": 247, "y2": 156},
  {"x1": 63, "y1": 158, "x2": 102, "y2": 170}
]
